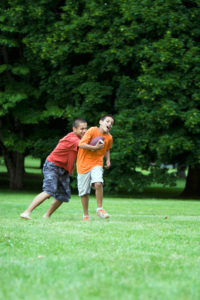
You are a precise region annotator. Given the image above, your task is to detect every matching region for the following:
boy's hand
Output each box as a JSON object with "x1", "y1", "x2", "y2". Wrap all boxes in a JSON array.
[
  {"x1": 79, "y1": 141, "x2": 104, "y2": 151},
  {"x1": 104, "y1": 161, "x2": 111, "y2": 169},
  {"x1": 94, "y1": 140, "x2": 104, "y2": 150}
]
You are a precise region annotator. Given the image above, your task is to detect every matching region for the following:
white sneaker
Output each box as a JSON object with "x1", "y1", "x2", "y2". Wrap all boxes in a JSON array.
[{"x1": 96, "y1": 208, "x2": 110, "y2": 219}]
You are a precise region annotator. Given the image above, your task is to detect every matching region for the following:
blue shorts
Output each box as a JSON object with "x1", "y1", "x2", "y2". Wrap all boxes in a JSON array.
[{"x1": 42, "y1": 160, "x2": 71, "y2": 202}]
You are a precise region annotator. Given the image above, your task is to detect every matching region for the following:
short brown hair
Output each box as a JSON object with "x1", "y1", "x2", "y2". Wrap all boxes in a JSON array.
[
  {"x1": 100, "y1": 115, "x2": 114, "y2": 122},
  {"x1": 73, "y1": 118, "x2": 87, "y2": 128}
]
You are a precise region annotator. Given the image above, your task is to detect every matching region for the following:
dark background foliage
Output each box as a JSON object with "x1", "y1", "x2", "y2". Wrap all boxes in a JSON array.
[{"x1": 1, "y1": 0, "x2": 200, "y2": 196}]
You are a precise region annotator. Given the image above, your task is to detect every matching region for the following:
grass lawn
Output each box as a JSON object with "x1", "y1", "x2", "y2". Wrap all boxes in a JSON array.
[
  {"x1": 0, "y1": 157, "x2": 199, "y2": 299},
  {"x1": 0, "y1": 192, "x2": 200, "y2": 300}
]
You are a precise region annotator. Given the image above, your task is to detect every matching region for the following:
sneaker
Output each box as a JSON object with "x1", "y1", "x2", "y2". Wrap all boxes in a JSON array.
[
  {"x1": 96, "y1": 208, "x2": 110, "y2": 219},
  {"x1": 83, "y1": 215, "x2": 90, "y2": 221}
]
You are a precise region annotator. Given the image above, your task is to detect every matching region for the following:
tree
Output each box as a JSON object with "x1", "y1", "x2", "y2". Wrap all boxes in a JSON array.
[
  {"x1": 106, "y1": 0, "x2": 200, "y2": 196},
  {"x1": 1, "y1": 0, "x2": 200, "y2": 197},
  {"x1": 0, "y1": 0, "x2": 34, "y2": 188},
  {"x1": 0, "y1": 0, "x2": 71, "y2": 189},
  {"x1": 0, "y1": 0, "x2": 117, "y2": 189}
]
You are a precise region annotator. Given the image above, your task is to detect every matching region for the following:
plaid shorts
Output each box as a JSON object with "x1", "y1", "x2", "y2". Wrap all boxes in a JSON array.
[{"x1": 42, "y1": 160, "x2": 71, "y2": 202}]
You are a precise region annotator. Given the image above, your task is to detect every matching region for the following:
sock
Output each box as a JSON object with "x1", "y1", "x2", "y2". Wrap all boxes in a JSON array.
[{"x1": 97, "y1": 207, "x2": 103, "y2": 211}]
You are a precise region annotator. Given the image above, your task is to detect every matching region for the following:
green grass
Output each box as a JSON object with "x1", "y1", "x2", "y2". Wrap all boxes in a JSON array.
[
  {"x1": 0, "y1": 156, "x2": 199, "y2": 299},
  {"x1": 0, "y1": 192, "x2": 200, "y2": 300}
]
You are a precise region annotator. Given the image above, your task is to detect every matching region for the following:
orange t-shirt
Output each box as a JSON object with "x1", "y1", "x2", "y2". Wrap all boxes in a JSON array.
[{"x1": 77, "y1": 127, "x2": 113, "y2": 174}]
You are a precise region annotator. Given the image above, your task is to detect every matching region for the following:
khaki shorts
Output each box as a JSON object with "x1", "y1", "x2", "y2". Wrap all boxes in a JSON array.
[{"x1": 77, "y1": 166, "x2": 103, "y2": 196}]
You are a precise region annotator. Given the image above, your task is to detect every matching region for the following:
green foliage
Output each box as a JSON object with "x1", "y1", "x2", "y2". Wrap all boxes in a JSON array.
[
  {"x1": 104, "y1": 0, "x2": 200, "y2": 193},
  {"x1": 1, "y1": 0, "x2": 200, "y2": 193}
]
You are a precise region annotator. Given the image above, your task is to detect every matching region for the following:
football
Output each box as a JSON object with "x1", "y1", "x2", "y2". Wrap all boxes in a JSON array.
[{"x1": 89, "y1": 136, "x2": 105, "y2": 146}]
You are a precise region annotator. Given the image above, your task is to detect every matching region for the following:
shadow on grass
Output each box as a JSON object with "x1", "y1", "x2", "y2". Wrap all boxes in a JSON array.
[
  {"x1": 0, "y1": 172, "x2": 42, "y2": 193},
  {"x1": 0, "y1": 172, "x2": 195, "y2": 200},
  {"x1": 104, "y1": 180, "x2": 187, "y2": 200},
  {"x1": 104, "y1": 188, "x2": 184, "y2": 200}
]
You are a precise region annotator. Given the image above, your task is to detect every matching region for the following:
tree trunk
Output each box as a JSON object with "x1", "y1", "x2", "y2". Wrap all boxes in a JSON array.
[
  {"x1": 0, "y1": 114, "x2": 25, "y2": 189},
  {"x1": 3, "y1": 149, "x2": 25, "y2": 190},
  {"x1": 181, "y1": 166, "x2": 200, "y2": 198},
  {"x1": 177, "y1": 165, "x2": 186, "y2": 179}
]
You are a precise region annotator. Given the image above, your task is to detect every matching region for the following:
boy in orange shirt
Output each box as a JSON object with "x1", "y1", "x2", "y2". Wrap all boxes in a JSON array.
[
  {"x1": 20, "y1": 119, "x2": 87, "y2": 220},
  {"x1": 77, "y1": 115, "x2": 114, "y2": 220}
]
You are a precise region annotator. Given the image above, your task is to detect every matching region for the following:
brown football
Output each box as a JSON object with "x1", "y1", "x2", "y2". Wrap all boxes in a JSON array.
[{"x1": 89, "y1": 136, "x2": 105, "y2": 146}]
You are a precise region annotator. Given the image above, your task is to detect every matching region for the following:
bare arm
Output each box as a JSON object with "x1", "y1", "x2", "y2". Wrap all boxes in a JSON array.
[
  {"x1": 79, "y1": 140, "x2": 104, "y2": 151},
  {"x1": 104, "y1": 150, "x2": 111, "y2": 169}
]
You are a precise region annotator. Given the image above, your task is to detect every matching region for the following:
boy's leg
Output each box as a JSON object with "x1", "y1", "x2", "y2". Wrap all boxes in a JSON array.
[
  {"x1": 77, "y1": 172, "x2": 91, "y2": 220},
  {"x1": 43, "y1": 167, "x2": 70, "y2": 218},
  {"x1": 94, "y1": 181, "x2": 109, "y2": 219},
  {"x1": 94, "y1": 182, "x2": 103, "y2": 208},
  {"x1": 43, "y1": 198, "x2": 62, "y2": 218},
  {"x1": 20, "y1": 192, "x2": 51, "y2": 219},
  {"x1": 81, "y1": 194, "x2": 89, "y2": 217},
  {"x1": 91, "y1": 166, "x2": 109, "y2": 218}
]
